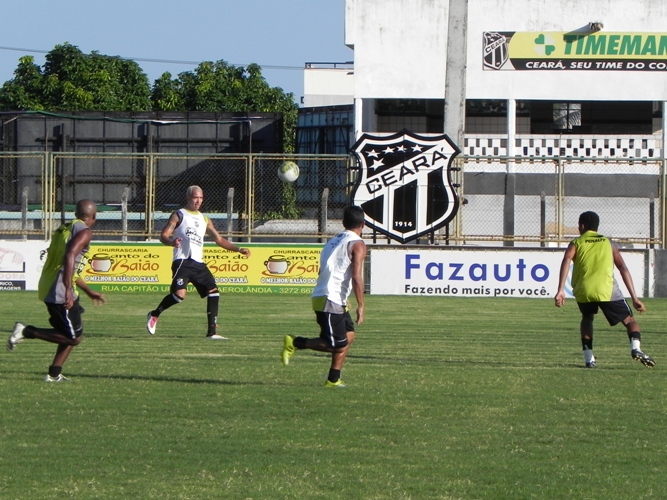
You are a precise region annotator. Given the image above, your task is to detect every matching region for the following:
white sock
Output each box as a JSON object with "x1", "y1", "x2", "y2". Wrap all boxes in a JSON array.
[
  {"x1": 631, "y1": 339, "x2": 641, "y2": 351},
  {"x1": 583, "y1": 348, "x2": 595, "y2": 364}
]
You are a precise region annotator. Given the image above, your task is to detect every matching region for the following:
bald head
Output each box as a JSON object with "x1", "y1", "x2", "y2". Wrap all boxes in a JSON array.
[{"x1": 75, "y1": 199, "x2": 97, "y2": 227}]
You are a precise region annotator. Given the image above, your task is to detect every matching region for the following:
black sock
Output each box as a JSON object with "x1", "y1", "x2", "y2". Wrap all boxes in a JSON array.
[
  {"x1": 154, "y1": 293, "x2": 180, "y2": 316},
  {"x1": 24, "y1": 325, "x2": 36, "y2": 338},
  {"x1": 582, "y1": 338, "x2": 593, "y2": 351},
  {"x1": 328, "y1": 369, "x2": 341, "y2": 383},
  {"x1": 48, "y1": 365, "x2": 62, "y2": 377},
  {"x1": 207, "y1": 293, "x2": 220, "y2": 334},
  {"x1": 294, "y1": 337, "x2": 307, "y2": 349}
]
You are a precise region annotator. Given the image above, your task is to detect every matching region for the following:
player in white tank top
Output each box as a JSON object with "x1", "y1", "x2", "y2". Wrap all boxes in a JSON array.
[
  {"x1": 171, "y1": 208, "x2": 207, "y2": 262},
  {"x1": 281, "y1": 206, "x2": 367, "y2": 387},
  {"x1": 146, "y1": 186, "x2": 251, "y2": 339},
  {"x1": 311, "y1": 229, "x2": 363, "y2": 312}
]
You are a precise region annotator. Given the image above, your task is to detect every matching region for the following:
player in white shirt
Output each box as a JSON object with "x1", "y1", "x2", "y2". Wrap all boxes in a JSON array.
[
  {"x1": 281, "y1": 206, "x2": 367, "y2": 387},
  {"x1": 146, "y1": 186, "x2": 251, "y2": 339}
]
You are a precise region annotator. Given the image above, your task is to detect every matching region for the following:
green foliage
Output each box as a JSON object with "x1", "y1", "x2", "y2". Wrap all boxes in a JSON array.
[
  {"x1": 150, "y1": 72, "x2": 183, "y2": 111},
  {"x1": 261, "y1": 180, "x2": 301, "y2": 220},
  {"x1": 279, "y1": 180, "x2": 300, "y2": 218},
  {"x1": 152, "y1": 60, "x2": 298, "y2": 152},
  {"x1": 0, "y1": 56, "x2": 45, "y2": 110},
  {"x1": 0, "y1": 44, "x2": 299, "y2": 151},
  {"x1": 0, "y1": 43, "x2": 152, "y2": 111},
  {"x1": 2, "y1": 292, "x2": 667, "y2": 498}
]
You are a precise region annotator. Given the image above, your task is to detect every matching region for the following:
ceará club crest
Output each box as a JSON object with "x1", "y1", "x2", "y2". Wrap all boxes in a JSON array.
[{"x1": 351, "y1": 129, "x2": 461, "y2": 244}]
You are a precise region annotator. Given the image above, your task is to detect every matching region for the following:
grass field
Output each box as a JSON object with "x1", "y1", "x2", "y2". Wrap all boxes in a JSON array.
[{"x1": 1, "y1": 291, "x2": 666, "y2": 499}]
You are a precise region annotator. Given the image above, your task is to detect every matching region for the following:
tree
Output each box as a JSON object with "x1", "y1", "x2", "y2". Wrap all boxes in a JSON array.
[
  {"x1": 0, "y1": 56, "x2": 45, "y2": 110},
  {"x1": 0, "y1": 43, "x2": 152, "y2": 111},
  {"x1": 0, "y1": 45, "x2": 299, "y2": 151},
  {"x1": 151, "y1": 61, "x2": 298, "y2": 152},
  {"x1": 150, "y1": 72, "x2": 183, "y2": 111}
]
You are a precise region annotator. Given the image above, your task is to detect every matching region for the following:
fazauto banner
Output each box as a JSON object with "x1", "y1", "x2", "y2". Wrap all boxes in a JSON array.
[{"x1": 370, "y1": 248, "x2": 647, "y2": 298}]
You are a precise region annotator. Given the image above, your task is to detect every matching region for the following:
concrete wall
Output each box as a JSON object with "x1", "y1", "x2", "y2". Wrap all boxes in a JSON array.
[
  {"x1": 345, "y1": 0, "x2": 449, "y2": 98},
  {"x1": 303, "y1": 67, "x2": 355, "y2": 107},
  {"x1": 345, "y1": 0, "x2": 667, "y2": 101},
  {"x1": 653, "y1": 250, "x2": 667, "y2": 296},
  {"x1": 467, "y1": 0, "x2": 667, "y2": 100}
]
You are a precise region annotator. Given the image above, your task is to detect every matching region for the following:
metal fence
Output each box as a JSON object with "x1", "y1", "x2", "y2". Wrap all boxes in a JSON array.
[
  {"x1": 0, "y1": 152, "x2": 353, "y2": 242},
  {"x1": 0, "y1": 152, "x2": 664, "y2": 247},
  {"x1": 457, "y1": 156, "x2": 663, "y2": 248}
]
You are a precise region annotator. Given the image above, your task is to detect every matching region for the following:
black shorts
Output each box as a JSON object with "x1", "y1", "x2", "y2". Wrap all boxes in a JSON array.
[
  {"x1": 578, "y1": 299, "x2": 633, "y2": 326},
  {"x1": 171, "y1": 258, "x2": 217, "y2": 297},
  {"x1": 46, "y1": 299, "x2": 84, "y2": 340},
  {"x1": 315, "y1": 311, "x2": 354, "y2": 349}
]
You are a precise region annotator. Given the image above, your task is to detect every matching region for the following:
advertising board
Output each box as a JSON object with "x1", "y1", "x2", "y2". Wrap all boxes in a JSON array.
[
  {"x1": 370, "y1": 248, "x2": 648, "y2": 298},
  {"x1": 82, "y1": 243, "x2": 322, "y2": 294}
]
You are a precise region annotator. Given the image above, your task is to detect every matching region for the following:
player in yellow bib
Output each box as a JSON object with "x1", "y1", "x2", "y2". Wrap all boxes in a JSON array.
[
  {"x1": 555, "y1": 211, "x2": 654, "y2": 368},
  {"x1": 8, "y1": 200, "x2": 106, "y2": 381}
]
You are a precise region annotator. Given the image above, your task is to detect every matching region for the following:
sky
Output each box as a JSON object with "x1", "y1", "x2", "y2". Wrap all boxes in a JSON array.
[{"x1": 0, "y1": 0, "x2": 352, "y2": 104}]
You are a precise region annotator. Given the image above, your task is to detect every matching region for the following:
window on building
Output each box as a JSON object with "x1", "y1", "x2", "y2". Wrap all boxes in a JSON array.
[
  {"x1": 375, "y1": 99, "x2": 444, "y2": 133},
  {"x1": 465, "y1": 100, "x2": 655, "y2": 135},
  {"x1": 524, "y1": 101, "x2": 653, "y2": 134},
  {"x1": 465, "y1": 100, "x2": 509, "y2": 134},
  {"x1": 553, "y1": 103, "x2": 581, "y2": 130},
  {"x1": 296, "y1": 105, "x2": 354, "y2": 154}
]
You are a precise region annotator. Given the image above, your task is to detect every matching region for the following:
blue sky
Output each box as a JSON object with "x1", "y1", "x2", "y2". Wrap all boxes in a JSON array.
[{"x1": 0, "y1": 0, "x2": 351, "y2": 103}]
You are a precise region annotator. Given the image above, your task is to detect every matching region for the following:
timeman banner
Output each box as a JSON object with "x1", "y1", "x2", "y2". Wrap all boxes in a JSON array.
[{"x1": 483, "y1": 31, "x2": 667, "y2": 71}]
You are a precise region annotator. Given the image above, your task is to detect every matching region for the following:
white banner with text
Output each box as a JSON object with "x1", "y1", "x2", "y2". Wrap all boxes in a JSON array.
[{"x1": 370, "y1": 248, "x2": 648, "y2": 298}]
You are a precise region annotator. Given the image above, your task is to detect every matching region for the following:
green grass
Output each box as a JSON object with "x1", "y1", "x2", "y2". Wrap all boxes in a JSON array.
[{"x1": 1, "y1": 292, "x2": 666, "y2": 499}]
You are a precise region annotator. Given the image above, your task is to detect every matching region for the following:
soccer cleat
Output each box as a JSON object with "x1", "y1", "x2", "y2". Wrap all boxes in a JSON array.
[
  {"x1": 7, "y1": 322, "x2": 26, "y2": 352},
  {"x1": 44, "y1": 374, "x2": 69, "y2": 382},
  {"x1": 282, "y1": 335, "x2": 295, "y2": 366},
  {"x1": 206, "y1": 323, "x2": 227, "y2": 340},
  {"x1": 585, "y1": 360, "x2": 597, "y2": 368},
  {"x1": 206, "y1": 333, "x2": 229, "y2": 340},
  {"x1": 631, "y1": 349, "x2": 655, "y2": 367},
  {"x1": 146, "y1": 313, "x2": 158, "y2": 335},
  {"x1": 324, "y1": 379, "x2": 346, "y2": 388}
]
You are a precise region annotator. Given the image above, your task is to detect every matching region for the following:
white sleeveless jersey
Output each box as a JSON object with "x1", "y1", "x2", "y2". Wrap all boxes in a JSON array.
[
  {"x1": 172, "y1": 208, "x2": 208, "y2": 263},
  {"x1": 312, "y1": 230, "x2": 362, "y2": 306}
]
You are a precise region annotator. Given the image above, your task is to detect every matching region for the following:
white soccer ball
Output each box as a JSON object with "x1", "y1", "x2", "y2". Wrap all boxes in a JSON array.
[{"x1": 278, "y1": 161, "x2": 299, "y2": 183}]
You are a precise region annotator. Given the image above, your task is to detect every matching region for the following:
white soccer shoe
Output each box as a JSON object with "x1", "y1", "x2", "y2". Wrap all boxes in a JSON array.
[
  {"x1": 146, "y1": 313, "x2": 158, "y2": 335},
  {"x1": 7, "y1": 322, "x2": 26, "y2": 352},
  {"x1": 206, "y1": 334, "x2": 229, "y2": 340}
]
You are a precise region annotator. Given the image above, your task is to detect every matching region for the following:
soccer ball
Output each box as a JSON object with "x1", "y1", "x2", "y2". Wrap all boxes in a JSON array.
[{"x1": 277, "y1": 161, "x2": 299, "y2": 183}]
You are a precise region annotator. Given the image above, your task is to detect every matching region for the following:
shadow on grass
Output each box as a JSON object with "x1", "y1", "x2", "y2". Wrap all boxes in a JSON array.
[
  {"x1": 1, "y1": 370, "x2": 270, "y2": 385},
  {"x1": 348, "y1": 354, "x2": 633, "y2": 370}
]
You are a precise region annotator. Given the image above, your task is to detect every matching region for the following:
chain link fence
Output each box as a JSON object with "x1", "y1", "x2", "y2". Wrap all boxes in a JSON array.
[
  {"x1": 459, "y1": 156, "x2": 663, "y2": 247},
  {"x1": 0, "y1": 153, "x2": 51, "y2": 238},
  {"x1": 0, "y1": 152, "x2": 663, "y2": 247},
  {"x1": 251, "y1": 155, "x2": 352, "y2": 241}
]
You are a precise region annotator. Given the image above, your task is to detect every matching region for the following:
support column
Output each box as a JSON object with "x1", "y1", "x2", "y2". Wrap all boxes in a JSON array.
[
  {"x1": 354, "y1": 97, "x2": 375, "y2": 140},
  {"x1": 443, "y1": 0, "x2": 468, "y2": 244},
  {"x1": 503, "y1": 98, "x2": 516, "y2": 246},
  {"x1": 444, "y1": 0, "x2": 468, "y2": 147},
  {"x1": 662, "y1": 101, "x2": 667, "y2": 248}
]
